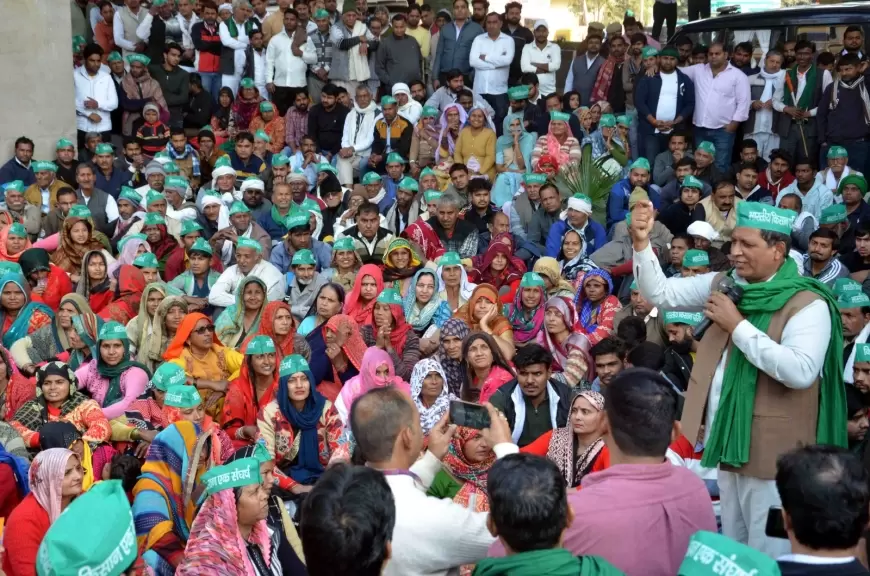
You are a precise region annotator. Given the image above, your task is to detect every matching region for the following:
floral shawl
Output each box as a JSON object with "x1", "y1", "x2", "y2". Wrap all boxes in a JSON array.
[
  {"x1": 323, "y1": 314, "x2": 367, "y2": 388},
  {"x1": 410, "y1": 358, "x2": 454, "y2": 435},
  {"x1": 51, "y1": 217, "x2": 105, "y2": 274},
  {"x1": 505, "y1": 285, "x2": 545, "y2": 344},
  {"x1": 443, "y1": 426, "x2": 494, "y2": 512},
  {"x1": 573, "y1": 269, "x2": 621, "y2": 345},
  {"x1": 546, "y1": 392, "x2": 606, "y2": 487},
  {"x1": 402, "y1": 219, "x2": 446, "y2": 262},
  {"x1": 535, "y1": 296, "x2": 594, "y2": 383},
  {"x1": 435, "y1": 103, "x2": 467, "y2": 163},
  {"x1": 436, "y1": 318, "x2": 469, "y2": 397}
]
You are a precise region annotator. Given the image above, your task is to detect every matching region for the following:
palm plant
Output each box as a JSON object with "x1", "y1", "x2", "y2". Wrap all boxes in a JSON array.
[{"x1": 553, "y1": 145, "x2": 619, "y2": 227}]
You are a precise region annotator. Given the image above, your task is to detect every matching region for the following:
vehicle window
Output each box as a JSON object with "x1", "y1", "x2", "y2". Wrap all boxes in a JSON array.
[{"x1": 796, "y1": 25, "x2": 847, "y2": 54}]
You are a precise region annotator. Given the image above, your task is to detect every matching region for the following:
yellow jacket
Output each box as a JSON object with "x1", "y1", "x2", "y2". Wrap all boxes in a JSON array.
[
  {"x1": 700, "y1": 195, "x2": 742, "y2": 248},
  {"x1": 24, "y1": 178, "x2": 67, "y2": 212}
]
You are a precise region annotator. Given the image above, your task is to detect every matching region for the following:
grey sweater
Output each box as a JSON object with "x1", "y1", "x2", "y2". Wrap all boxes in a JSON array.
[{"x1": 375, "y1": 34, "x2": 423, "y2": 92}]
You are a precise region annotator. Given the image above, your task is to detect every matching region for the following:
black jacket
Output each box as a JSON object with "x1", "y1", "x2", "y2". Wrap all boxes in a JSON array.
[
  {"x1": 658, "y1": 202, "x2": 706, "y2": 237},
  {"x1": 662, "y1": 347, "x2": 693, "y2": 393},
  {"x1": 308, "y1": 103, "x2": 350, "y2": 155},
  {"x1": 185, "y1": 90, "x2": 213, "y2": 130},
  {"x1": 489, "y1": 378, "x2": 572, "y2": 447},
  {"x1": 778, "y1": 559, "x2": 869, "y2": 576}
]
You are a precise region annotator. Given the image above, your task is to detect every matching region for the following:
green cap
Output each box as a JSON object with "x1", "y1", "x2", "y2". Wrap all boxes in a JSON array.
[
  {"x1": 677, "y1": 531, "x2": 780, "y2": 576},
  {"x1": 827, "y1": 145, "x2": 849, "y2": 159},
  {"x1": 95, "y1": 143, "x2": 113, "y2": 156},
  {"x1": 834, "y1": 278, "x2": 864, "y2": 297},
  {"x1": 420, "y1": 167, "x2": 437, "y2": 178},
  {"x1": 143, "y1": 212, "x2": 165, "y2": 227},
  {"x1": 98, "y1": 321, "x2": 129, "y2": 341},
  {"x1": 839, "y1": 174, "x2": 868, "y2": 196},
  {"x1": 151, "y1": 362, "x2": 187, "y2": 392},
  {"x1": 153, "y1": 151, "x2": 171, "y2": 162},
  {"x1": 117, "y1": 233, "x2": 146, "y2": 252},
  {"x1": 857, "y1": 343, "x2": 870, "y2": 363},
  {"x1": 362, "y1": 172, "x2": 382, "y2": 185},
  {"x1": 280, "y1": 353, "x2": 310, "y2": 377},
  {"x1": 259, "y1": 101, "x2": 274, "y2": 113},
  {"x1": 8, "y1": 223, "x2": 27, "y2": 238},
  {"x1": 229, "y1": 201, "x2": 251, "y2": 216},
  {"x1": 107, "y1": 51, "x2": 122, "y2": 63},
  {"x1": 3, "y1": 180, "x2": 23, "y2": 193},
  {"x1": 180, "y1": 219, "x2": 203, "y2": 237},
  {"x1": 133, "y1": 252, "x2": 159, "y2": 269},
  {"x1": 616, "y1": 115, "x2": 631, "y2": 127},
  {"x1": 246, "y1": 335, "x2": 276, "y2": 355},
  {"x1": 164, "y1": 175, "x2": 189, "y2": 191},
  {"x1": 642, "y1": 46, "x2": 660, "y2": 59},
  {"x1": 507, "y1": 85, "x2": 530, "y2": 100},
  {"x1": 292, "y1": 249, "x2": 317, "y2": 266},
  {"x1": 119, "y1": 187, "x2": 141, "y2": 206},
  {"x1": 126, "y1": 53, "x2": 151, "y2": 66},
  {"x1": 598, "y1": 114, "x2": 617, "y2": 128},
  {"x1": 629, "y1": 280, "x2": 638, "y2": 290},
  {"x1": 0, "y1": 262, "x2": 21, "y2": 275},
  {"x1": 399, "y1": 176, "x2": 419, "y2": 191},
  {"x1": 737, "y1": 202, "x2": 797, "y2": 234},
  {"x1": 32, "y1": 160, "x2": 58, "y2": 173},
  {"x1": 72, "y1": 34, "x2": 86, "y2": 51},
  {"x1": 519, "y1": 271, "x2": 545, "y2": 288},
  {"x1": 145, "y1": 190, "x2": 165, "y2": 206},
  {"x1": 550, "y1": 111, "x2": 571, "y2": 123},
  {"x1": 314, "y1": 8, "x2": 330, "y2": 18},
  {"x1": 523, "y1": 173, "x2": 547, "y2": 184},
  {"x1": 69, "y1": 205, "x2": 91, "y2": 219},
  {"x1": 333, "y1": 237, "x2": 356, "y2": 251},
  {"x1": 286, "y1": 212, "x2": 311, "y2": 230},
  {"x1": 424, "y1": 190, "x2": 442, "y2": 203},
  {"x1": 190, "y1": 237, "x2": 213, "y2": 256},
  {"x1": 214, "y1": 155, "x2": 232, "y2": 169},
  {"x1": 236, "y1": 236, "x2": 263, "y2": 253},
  {"x1": 56, "y1": 138, "x2": 75, "y2": 149},
  {"x1": 422, "y1": 106, "x2": 440, "y2": 118},
  {"x1": 36, "y1": 480, "x2": 137, "y2": 576},
  {"x1": 820, "y1": 204, "x2": 848, "y2": 225},
  {"x1": 377, "y1": 288, "x2": 404, "y2": 306},
  {"x1": 664, "y1": 310, "x2": 704, "y2": 326},
  {"x1": 682, "y1": 249, "x2": 710, "y2": 267},
  {"x1": 164, "y1": 385, "x2": 202, "y2": 408},
  {"x1": 630, "y1": 157, "x2": 651, "y2": 172},
  {"x1": 681, "y1": 175, "x2": 703, "y2": 190},
  {"x1": 697, "y1": 141, "x2": 716, "y2": 155},
  {"x1": 162, "y1": 161, "x2": 179, "y2": 174},
  {"x1": 440, "y1": 251, "x2": 462, "y2": 267},
  {"x1": 839, "y1": 292, "x2": 870, "y2": 310},
  {"x1": 240, "y1": 77, "x2": 255, "y2": 89},
  {"x1": 254, "y1": 129, "x2": 271, "y2": 143},
  {"x1": 317, "y1": 162, "x2": 338, "y2": 175},
  {"x1": 201, "y1": 457, "x2": 262, "y2": 496},
  {"x1": 272, "y1": 153, "x2": 290, "y2": 167},
  {"x1": 380, "y1": 95, "x2": 397, "y2": 106},
  {"x1": 386, "y1": 152, "x2": 406, "y2": 165}
]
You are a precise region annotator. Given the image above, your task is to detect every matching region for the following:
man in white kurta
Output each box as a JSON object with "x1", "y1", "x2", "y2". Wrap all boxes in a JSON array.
[
  {"x1": 208, "y1": 236, "x2": 286, "y2": 308},
  {"x1": 630, "y1": 199, "x2": 831, "y2": 558}
]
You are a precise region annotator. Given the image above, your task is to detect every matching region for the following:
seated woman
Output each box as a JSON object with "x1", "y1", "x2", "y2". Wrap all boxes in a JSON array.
[
  {"x1": 99, "y1": 265, "x2": 148, "y2": 324},
  {"x1": 325, "y1": 237, "x2": 362, "y2": 294},
  {"x1": 574, "y1": 269, "x2": 621, "y2": 345},
  {"x1": 493, "y1": 112, "x2": 534, "y2": 207},
  {"x1": 360, "y1": 289, "x2": 420, "y2": 382},
  {"x1": 582, "y1": 113, "x2": 628, "y2": 172},
  {"x1": 437, "y1": 318, "x2": 470, "y2": 396},
  {"x1": 163, "y1": 313, "x2": 244, "y2": 420},
  {"x1": 232, "y1": 79, "x2": 263, "y2": 131},
  {"x1": 0, "y1": 272, "x2": 53, "y2": 351},
  {"x1": 68, "y1": 313, "x2": 101, "y2": 371},
  {"x1": 18, "y1": 248, "x2": 74, "y2": 312},
  {"x1": 403, "y1": 268, "x2": 451, "y2": 356},
  {"x1": 531, "y1": 111, "x2": 581, "y2": 171},
  {"x1": 37, "y1": 421, "x2": 99, "y2": 492},
  {"x1": 258, "y1": 354, "x2": 341, "y2": 494},
  {"x1": 299, "y1": 283, "x2": 345, "y2": 338},
  {"x1": 210, "y1": 87, "x2": 235, "y2": 144},
  {"x1": 0, "y1": 223, "x2": 31, "y2": 263},
  {"x1": 144, "y1": 213, "x2": 181, "y2": 273},
  {"x1": 658, "y1": 174, "x2": 706, "y2": 236},
  {"x1": 139, "y1": 295, "x2": 189, "y2": 372},
  {"x1": 133, "y1": 421, "x2": 222, "y2": 575},
  {"x1": 469, "y1": 238, "x2": 524, "y2": 303},
  {"x1": 0, "y1": 348, "x2": 35, "y2": 421},
  {"x1": 74, "y1": 250, "x2": 115, "y2": 315},
  {"x1": 435, "y1": 103, "x2": 467, "y2": 174},
  {"x1": 0, "y1": 424, "x2": 28, "y2": 521},
  {"x1": 110, "y1": 233, "x2": 151, "y2": 281},
  {"x1": 537, "y1": 296, "x2": 594, "y2": 390},
  {"x1": 162, "y1": 384, "x2": 234, "y2": 463},
  {"x1": 334, "y1": 348, "x2": 410, "y2": 426},
  {"x1": 215, "y1": 276, "x2": 268, "y2": 349},
  {"x1": 454, "y1": 283, "x2": 515, "y2": 362},
  {"x1": 504, "y1": 272, "x2": 547, "y2": 347},
  {"x1": 10, "y1": 293, "x2": 92, "y2": 376},
  {"x1": 343, "y1": 263, "x2": 384, "y2": 327},
  {"x1": 462, "y1": 332, "x2": 515, "y2": 403},
  {"x1": 50, "y1": 206, "x2": 110, "y2": 275},
  {"x1": 558, "y1": 229, "x2": 596, "y2": 283},
  {"x1": 243, "y1": 301, "x2": 311, "y2": 363},
  {"x1": 222, "y1": 335, "x2": 279, "y2": 449},
  {"x1": 533, "y1": 257, "x2": 576, "y2": 299},
  {"x1": 382, "y1": 238, "x2": 425, "y2": 296},
  {"x1": 74, "y1": 321, "x2": 149, "y2": 420},
  {"x1": 427, "y1": 427, "x2": 495, "y2": 514},
  {"x1": 127, "y1": 282, "x2": 168, "y2": 354},
  {"x1": 454, "y1": 107, "x2": 497, "y2": 181},
  {"x1": 410, "y1": 105, "x2": 440, "y2": 171},
  {"x1": 176, "y1": 456, "x2": 286, "y2": 575},
  {"x1": 521, "y1": 391, "x2": 608, "y2": 488},
  {"x1": 11, "y1": 361, "x2": 111, "y2": 450},
  {"x1": 2, "y1": 447, "x2": 84, "y2": 576},
  {"x1": 438, "y1": 251, "x2": 477, "y2": 313},
  {"x1": 410, "y1": 358, "x2": 454, "y2": 436}
]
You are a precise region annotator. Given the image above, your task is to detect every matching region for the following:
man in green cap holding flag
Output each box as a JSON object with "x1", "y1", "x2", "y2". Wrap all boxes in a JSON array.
[{"x1": 630, "y1": 197, "x2": 847, "y2": 556}]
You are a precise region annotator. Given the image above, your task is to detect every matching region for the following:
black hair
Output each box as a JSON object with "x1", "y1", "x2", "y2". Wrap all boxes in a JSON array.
[
  {"x1": 457, "y1": 89, "x2": 474, "y2": 101},
  {"x1": 671, "y1": 233, "x2": 694, "y2": 248},
  {"x1": 609, "y1": 34, "x2": 626, "y2": 46},
  {"x1": 468, "y1": 178, "x2": 492, "y2": 193},
  {"x1": 760, "y1": 229, "x2": 792, "y2": 253},
  {"x1": 544, "y1": 92, "x2": 562, "y2": 105},
  {"x1": 169, "y1": 127, "x2": 186, "y2": 138},
  {"x1": 839, "y1": 53, "x2": 862, "y2": 68},
  {"x1": 335, "y1": 86, "x2": 348, "y2": 96},
  {"x1": 420, "y1": 3, "x2": 433, "y2": 11},
  {"x1": 14, "y1": 136, "x2": 34, "y2": 150},
  {"x1": 817, "y1": 51, "x2": 836, "y2": 67},
  {"x1": 627, "y1": 342, "x2": 665, "y2": 371},
  {"x1": 590, "y1": 336, "x2": 626, "y2": 360},
  {"x1": 109, "y1": 454, "x2": 142, "y2": 493},
  {"x1": 692, "y1": 44, "x2": 707, "y2": 56},
  {"x1": 449, "y1": 163, "x2": 469, "y2": 175},
  {"x1": 674, "y1": 157, "x2": 696, "y2": 170},
  {"x1": 504, "y1": 1, "x2": 522, "y2": 10},
  {"x1": 778, "y1": 192, "x2": 803, "y2": 212},
  {"x1": 453, "y1": 0, "x2": 469, "y2": 7},
  {"x1": 356, "y1": 201, "x2": 380, "y2": 219},
  {"x1": 508, "y1": 343, "x2": 551, "y2": 372},
  {"x1": 445, "y1": 69, "x2": 464, "y2": 82},
  {"x1": 165, "y1": 41, "x2": 183, "y2": 55},
  {"x1": 83, "y1": 43, "x2": 104, "y2": 60},
  {"x1": 668, "y1": 131, "x2": 687, "y2": 143},
  {"x1": 776, "y1": 445, "x2": 870, "y2": 551},
  {"x1": 409, "y1": 79, "x2": 426, "y2": 90},
  {"x1": 604, "y1": 368, "x2": 678, "y2": 457},
  {"x1": 793, "y1": 157, "x2": 817, "y2": 171},
  {"x1": 322, "y1": 83, "x2": 341, "y2": 97},
  {"x1": 769, "y1": 148, "x2": 792, "y2": 166},
  {"x1": 539, "y1": 182, "x2": 559, "y2": 197},
  {"x1": 301, "y1": 463, "x2": 396, "y2": 576},
  {"x1": 97, "y1": 0, "x2": 113, "y2": 8},
  {"x1": 197, "y1": 129, "x2": 215, "y2": 142},
  {"x1": 810, "y1": 227, "x2": 841, "y2": 252},
  {"x1": 845, "y1": 24, "x2": 864, "y2": 38},
  {"x1": 189, "y1": 72, "x2": 203, "y2": 88},
  {"x1": 391, "y1": 12, "x2": 406, "y2": 22},
  {"x1": 855, "y1": 222, "x2": 870, "y2": 239},
  {"x1": 462, "y1": 332, "x2": 515, "y2": 401},
  {"x1": 487, "y1": 454, "x2": 568, "y2": 552},
  {"x1": 675, "y1": 36, "x2": 693, "y2": 48},
  {"x1": 284, "y1": 7, "x2": 299, "y2": 18},
  {"x1": 794, "y1": 39, "x2": 814, "y2": 53},
  {"x1": 519, "y1": 72, "x2": 539, "y2": 86},
  {"x1": 736, "y1": 162, "x2": 758, "y2": 174},
  {"x1": 629, "y1": 32, "x2": 647, "y2": 46},
  {"x1": 351, "y1": 386, "x2": 415, "y2": 462},
  {"x1": 408, "y1": 4, "x2": 421, "y2": 14},
  {"x1": 235, "y1": 131, "x2": 254, "y2": 144},
  {"x1": 734, "y1": 41, "x2": 753, "y2": 54},
  {"x1": 296, "y1": 87, "x2": 310, "y2": 98},
  {"x1": 616, "y1": 316, "x2": 647, "y2": 350},
  {"x1": 485, "y1": 11, "x2": 503, "y2": 22},
  {"x1": 740, "y1": 138, "x2": 758, "y2": 151},
  {"x1": 56, "y1": 187, "x2": 78, "y2": 201}
]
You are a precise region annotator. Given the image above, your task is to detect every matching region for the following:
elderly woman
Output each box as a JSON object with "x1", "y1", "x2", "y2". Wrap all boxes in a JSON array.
[
  {"x1": 531, "y1": 111, "x2": 581, "y2": 171},
  {"x1": 582, "y1": 113, "x2": 628, "y2": 170},
  {"x1": 504, "y1": 272, "x2": 547, "y2": 347},
  {"x1": 258, "y1": 355, "x2": 342, "y2": 494},
  {"x1": 454, "y1": 284, "x2": 515, "y2": 361},
  {"x1": 574, "y1": 269, "x2": 621, "y2": 345},
  {"x1": 139, "y1": 295, "x2": 189, "y2": 372},
  {"x1": 299, "y1": 282, "x2": 345, "y2": 338},
  {"x1": 410, "y1": 358, "x2": 455, "y2": 436},
  {"x1": 383, "y1": 238, "x2": 425, "y2": 296},
  {"x1": 533, "y1": 257, "x2": 576, "y2": 299},
  {"x1": 438, "y1": 251, "x2": 477, "y2": 313},
  {"x1": 360, "y1": 289, "x2": 420, "y2": 382},
  {"x1": 10, "y1": 293, "x2": 91, "y2": 374},
  {"x1": 50, "y1": 206, "x2": 109, "y2": 275},
  {"x1": 493, "y1": 112, "x2": 535, "y2": 207},
  {"x1": 403, "y1": 268, "x2": 451, "y2": 355},
  {"x1": 455, "y1": 107, "x2": 497, "y2": 181},
  {"x1": 410, "y1": 106, "x2": 442, "y2": 171},
  {"x1": 536, "y1": 296, "x2": 594, "y2": 390},
  {"x1": 222, "y1": 336, "x2": 280, "y2": 449},
  {"x1": 215, "y1": 276, "x2": 269, "y2": 349},
  {"x1": 11, "y1": 361, "x2": 112, "y2": 450},
  {"x1": 0, "y1": 272, "x2": 53, "y2": 351},
  {"x1": 334, "y1": 348, "x2": 410, "y2": 426},
  {"x1": 343, "y1": 263, "x2": 384, "y2": 327},
  {"x1": 0, "y1": 223, "x2": 31, "y2": 264},
  {"x1": 435, "y1": 103, "x2": 467, "y2": 169}
]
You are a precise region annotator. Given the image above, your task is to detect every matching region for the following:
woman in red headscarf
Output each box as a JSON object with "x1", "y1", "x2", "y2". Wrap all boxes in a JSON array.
[
  {"x1": 359, "y1": 290, "x2": 420, "y2": 382},
  {"x1": 468, "y1": 233, "x2": 526, "y2": 304},
  {"x1": 98, "y1": 265, "x2": 147, "y2": 324},
  {"x1": 307, "y1": 314, "x2": 366, "y2": 402},
  {"x1": 221, "y1": 335, "x2": 280, "y2": 449},
  {"x1": 240, "y1": 301, "x2": 310, "y2": 364},
  {"x1": 143, "y1": 216, "x2": 180, "y2": 274},
  {"x1": 342, "y1": 264, "x2": 384, "y2": 327}
]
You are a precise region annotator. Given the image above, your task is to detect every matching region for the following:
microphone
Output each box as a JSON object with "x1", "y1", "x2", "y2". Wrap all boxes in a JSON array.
[{"x1": 692, "y1": 274, "x2": 744, "y2": 341}]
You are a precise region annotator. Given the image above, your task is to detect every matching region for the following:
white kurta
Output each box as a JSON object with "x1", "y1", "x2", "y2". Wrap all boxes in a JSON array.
[
  {"x1": 632, "y1": 242, "x2": 830, "y2": 557},
  {"x1": 208, "y1": 259, "x2": 287, "y2": 308}
]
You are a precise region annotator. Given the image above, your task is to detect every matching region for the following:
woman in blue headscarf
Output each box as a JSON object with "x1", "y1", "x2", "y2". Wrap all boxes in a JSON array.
[
  {"x1": 403, "y1": 268, "x2": 452, "y2": 356},
  {"x1": 493, "y1": 112, "x2": 536, "y2": 207},
  {"x1": 573, "y1": 269, "x2": 620, "y2": 346},
  {"x1": 0, "y1": 273, "x2": 53, "y2": 350},
  {"x1": 581, "y1": 113, "x2": 629, "y2": 177}
]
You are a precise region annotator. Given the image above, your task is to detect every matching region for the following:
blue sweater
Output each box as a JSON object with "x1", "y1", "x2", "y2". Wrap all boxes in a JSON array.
[
  {"x1": 0, "y1": 158, "x2": 35, "y2": 189},
  {"x1": 257, "y1": 209, "x2": 289, "y2": 241},
  {"x1": 607, "y1": 179, "x2": 662, "y2": 232},
  {"x1": 93, "y1": 164, "x2": 129, "y2": 199},
  {"x1": 634, "y1": 70, "x2": 695, "y2": 137},
  {"x1": 545, "y1": 219, "x2": 607, "y2": 259}
]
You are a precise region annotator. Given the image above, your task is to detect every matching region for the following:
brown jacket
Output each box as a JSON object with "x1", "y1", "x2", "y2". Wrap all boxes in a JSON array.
[
  {"x1": 261, "y1": 9, "x2": 285, "y2": 44},
  {"x1": 613, "y1": 306, "x2": 667, "y2": 348},
  {"x1": 681, "y1": 273, "x2": 820, "y2": 480},
  {"x1": 24, "y1": 179, "x2": 68, "y2": 213}
]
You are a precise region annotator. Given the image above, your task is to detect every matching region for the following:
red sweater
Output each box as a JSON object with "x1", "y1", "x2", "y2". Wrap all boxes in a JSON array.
[
  {"x1": 3, "y1": 493, "x2": 50, "y2": 576},
  {"x1": 0, "y1": 463, "x2": 22, "y2": 521},
  {"x1": 757, "y1": 169, "x2": 795, "y2": 201}
]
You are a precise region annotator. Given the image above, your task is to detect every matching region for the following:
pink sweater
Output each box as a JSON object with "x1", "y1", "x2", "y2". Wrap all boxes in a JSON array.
[{"x1": 75, "y1": 360, "x2": 149, "y2": 420}]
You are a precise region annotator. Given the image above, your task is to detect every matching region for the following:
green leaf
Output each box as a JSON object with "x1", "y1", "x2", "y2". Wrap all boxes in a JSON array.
[{"x1": 552, "y1": 144, "x2": 620, "y2": 227}]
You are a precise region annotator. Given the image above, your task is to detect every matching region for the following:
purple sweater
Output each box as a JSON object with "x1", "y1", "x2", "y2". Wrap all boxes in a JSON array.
[{"x1": 75, "y1": 360, "x2": 149, "y2": 420}]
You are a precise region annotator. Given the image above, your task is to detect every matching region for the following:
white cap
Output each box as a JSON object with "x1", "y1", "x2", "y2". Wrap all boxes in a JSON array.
[
  {"x1": 392, "y1": 83, "x2": 411, "y2": 97},
  {"x1": 686, "y1": 221, "x2": 720, "y2": 241},
  {"x1": 218, "y1": 3, "x2": 233, "y2": 12},
  {"x1": 240, "y1": 178, "x2": 265, "y2": 192},
  {"x1": 211, "y1": 165, "x2": 235, "y2": 179},
  {"x1": 567, "y1": 195, "x2": 592, "y2": 215},
  {"x1": 534, "y1": 19, "x2": 548, "y2": 30}
]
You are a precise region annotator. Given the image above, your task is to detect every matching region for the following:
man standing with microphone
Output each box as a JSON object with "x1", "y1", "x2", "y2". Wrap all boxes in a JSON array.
[{"x1": 629, "y1": 198, "x2": 847, "y2": 557}]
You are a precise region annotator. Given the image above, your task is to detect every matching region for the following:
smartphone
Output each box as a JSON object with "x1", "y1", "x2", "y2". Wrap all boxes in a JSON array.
[
  {"x1": 765, "y1": 506, "x2": 787, "y2": 539},
  {"x1": 449, "y1": 400, "x2": 491, "y2": 430}
]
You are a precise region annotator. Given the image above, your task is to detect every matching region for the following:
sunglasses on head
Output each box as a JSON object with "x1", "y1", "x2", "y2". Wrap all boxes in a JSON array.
[{"x1": 193, "y1": 324, "x2": 215, "y2": 335}]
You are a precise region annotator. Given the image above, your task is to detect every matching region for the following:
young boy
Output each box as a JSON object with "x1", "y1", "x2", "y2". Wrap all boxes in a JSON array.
[{"x1": 136, "y1": 103, "x2": 170, "y2": 158}]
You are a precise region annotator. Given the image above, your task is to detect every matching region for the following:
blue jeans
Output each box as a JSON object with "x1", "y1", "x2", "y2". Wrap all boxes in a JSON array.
[
  {"x1": 482, "y1": 93, "x2": 509, "y2": 136},
  {"x1": 199, "y1": 72, "x2": 221, "y2": 105},
  {"x1": 642, "y1": 132, "x2": 670, "y2": 167},
  {"x1": 820, "y1": 142, "x2": 870, "y2": 177},
  {"x1": 695, "y1": 127, "x2": 736, "y2": 173}
]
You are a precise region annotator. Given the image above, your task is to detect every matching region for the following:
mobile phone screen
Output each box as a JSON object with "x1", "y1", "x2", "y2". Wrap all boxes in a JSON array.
[
  {"x1": 765, "y1": 506, "x2": 787, "y2": 539},
  {"x1": 449, "y1": 400, "x2": 491, "y2": 430}
]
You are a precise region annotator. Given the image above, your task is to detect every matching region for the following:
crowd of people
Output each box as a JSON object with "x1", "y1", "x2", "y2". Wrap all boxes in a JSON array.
[{"x1": 0, "y1": 0, "x2": 869, "y2": 573}]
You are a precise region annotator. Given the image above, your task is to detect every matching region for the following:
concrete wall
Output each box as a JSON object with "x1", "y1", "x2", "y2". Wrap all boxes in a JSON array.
[{"x1": 0, "y1": 1, "x2": 77, "y2": 165}]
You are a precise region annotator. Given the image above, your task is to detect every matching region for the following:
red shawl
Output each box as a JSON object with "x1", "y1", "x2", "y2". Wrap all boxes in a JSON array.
[
  {"x1": 99, "y1": 265, "x2": 147, "y2": 324},
  {"x1": 221, "y1": 339, "x2": 278, "y2": 449},
  {"x1": 591, "y1": 54, "x2": 625, "y2": 103},
  {"x1": 402, "y1": 219, "x2": 446, "y2": 262},
  {"x1": 471, "y1": 235, "x2": 526, "y2": 290},
  {"x1": 343, "y1": 264, "x2": 384, "y2": 327},
  {"x1": 30, "y1": 265, "x2": 73, "y2": 312},
  {"x1": 374, "y1": 302, "x2": 413, "y2": 356},
  {"x1": 321, "y1": 314, "x2": 367, "y2": 400},
  {"x1": 240, "y1": 301, "x2": 297, "y2": 363},
  {"x1": 148, "y1": 224, "x2": 180, "y2": 264}
]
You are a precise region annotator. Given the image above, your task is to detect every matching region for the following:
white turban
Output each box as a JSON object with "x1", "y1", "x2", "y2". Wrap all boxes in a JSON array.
[
  {"x1": 211, "y1": 165, "x2": 236, "y2": 179},
  {"x1": 567, "y1": 195, "x2": 593, "y2": 215},
  {"x1": 240, "y1": 178, "x2": 265, "y2": 192},
  {"x1": 392, "y1": 83, "x2": 410, "y2": 97},
  {"x1": 199, "y1": 194, "x2": 231, "y2": 230},
  {"x1": 218, "y1": 3, "x2": 233, "y2": 11},
  {"x1": 686, "y1": 221, "x2": 720, "y2": 241}
]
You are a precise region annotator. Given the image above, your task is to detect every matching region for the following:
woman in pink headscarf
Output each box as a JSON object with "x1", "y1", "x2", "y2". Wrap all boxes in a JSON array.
[
  {"x1": 435, "y1": 103, "x2": 468, "y2": 165},
  {"x1": 333, "y1": 348, "x2": 410, "y2": 426},
  {"x1": 531, "y1": 111, "x2": 581, "y2": 170}
]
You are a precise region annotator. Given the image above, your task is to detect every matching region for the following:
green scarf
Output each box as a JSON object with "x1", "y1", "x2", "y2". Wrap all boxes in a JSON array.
[
  {"x1": 98, "y1": 341, "x2": 151, "y2": 408},
  {"x1": 701, "y1": 258, "x2": 847, "y2": 469},
  {"x1": 271, "y1": 204, "x2": 291, "y2": 229},
  {"x1": 473, "y1": 549, "x2": 624, "y2": 576},
  {"x1": 785, "y1": 64, "x2": 818, "y2": 110},
  {"x1": 226, "y1": 17, "x2": 256, "y2": 39}
]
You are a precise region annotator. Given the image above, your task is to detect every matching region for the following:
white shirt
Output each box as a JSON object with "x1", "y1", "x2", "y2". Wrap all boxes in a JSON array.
[
  {"x1": 772, "y1": 67, "x2": 833, "y2": 117},
  {"x1": 632, "y1": 243, "x2": 831, "y2": 448},
  {"x1": 469, "y1": 32, "x2": 515, "y2": 96},
  {"x1": 73, "y1": 66, "x2": 119, "y2": 134},
  {"x1": 113, "y1": 7, "x2": 144, "y2": 52},
  {"x1": 252, "y1": 48, "x2": 267, "y2": 88},
  {"x1": 219, "y1": 19, "x2": 250, "y2": 77},
  {"x1": 81, "y1": 189, "x2": 120, "y2": 223},
  {"x1": 265, "y1": 29, "x2": 317, "y2": 88},
  {"x1": 383, "y1": 443, "x2": 519, "y2": 576},
  {"x1": 209, "y1": 259, "x2": 287, "y2": 307},
  {"x1": 521, "y1": 41, "x2": 562, "y2": 97},
  {"x1": 655, "y1": 71, "x2": 679, "y2": 132},
  {"x1": 166, "y1": 204, "x2": 198, "y2": 222},
  {"x1": 176, "y1": 12, "x2": 201, "y2": 50}
]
